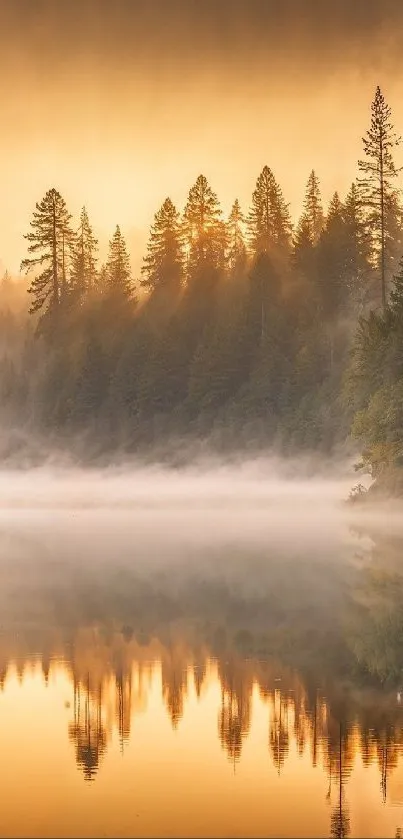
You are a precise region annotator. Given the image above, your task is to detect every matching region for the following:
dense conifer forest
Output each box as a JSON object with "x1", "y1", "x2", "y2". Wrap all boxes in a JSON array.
[{"x1": 1, "y1": 87, "x2": 403, "y2": 487}]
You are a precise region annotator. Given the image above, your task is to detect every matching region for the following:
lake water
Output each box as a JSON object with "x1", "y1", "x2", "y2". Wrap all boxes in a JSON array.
[{"x1": 0, "y1": 469, "x2": 402, "y2": 838}]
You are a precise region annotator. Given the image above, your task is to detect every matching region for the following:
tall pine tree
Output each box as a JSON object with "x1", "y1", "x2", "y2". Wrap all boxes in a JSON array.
[
  {"x1": 21, "y1": 188, "x2": 73, "y2": 317},
  {"x1": 358, "y1": 86, "x2": 401, "y2": 309}
]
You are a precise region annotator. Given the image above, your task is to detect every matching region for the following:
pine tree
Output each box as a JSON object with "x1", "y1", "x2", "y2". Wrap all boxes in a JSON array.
[
  {"x1": 297, "y1": 170, "x2": 324, "y2": 246},
  {"x1": 105, "y1": 226, "x2": 133, "y2": 299},
  {"x1": 70, "y1": 206, "x2": 98, "y2": 300},
  {"x1": 247, "y1": 166, "x2": 292, "y2": 257},
  {"x1": 384, "y1": 190, "x2": 403, "y2": 284},
  {"x1": 97, "y1": 264, "x2": 108, "y2": 296},
  {"x1": 183, "y1": 175, "x2": 226, "y2": 277},
  {"x1": 141, "y1": 197, "x2": 183, "y2": 294},
  {"x1": 21, "y1": 188, "x2": 73, "y2": 316},
  {"x1": 227, "y1": 199, "x2": 246, "y2": 273},
  {"x1": 316, "y1": 192, "x2": 347, "y2": 320},
  {"x1": 389, "y1": 256, "x2": 403, "y2": 312},
  {"x1": 247, "y1": 251, "x2": 281, "y2": 345},
  {"x1": 292, "y1": 215, "x2": 316, "y2": 280},
  {"x1": 358, "y1": 86, "x2": 401, "y2": 309},
  {"x1": 342, "y1": 183, "x2": 372, "y2": 314}
]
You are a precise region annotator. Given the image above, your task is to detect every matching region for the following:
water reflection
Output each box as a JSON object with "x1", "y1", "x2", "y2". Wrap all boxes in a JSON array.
[{"x1": 0, "y1": 521, "x2": 403, "y2": 836}]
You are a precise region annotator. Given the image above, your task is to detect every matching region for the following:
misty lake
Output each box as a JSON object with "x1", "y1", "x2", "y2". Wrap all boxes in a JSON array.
[{"x1": 0, "y1": 465, "x2": 403, "y2": 838}]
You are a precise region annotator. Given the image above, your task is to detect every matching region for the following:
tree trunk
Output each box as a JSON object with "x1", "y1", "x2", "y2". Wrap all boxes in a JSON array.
[
  {"x1": 380, "y1": 131, "x2": 386, "y2": 310},
  {"x1": 52, "y1": 195, "x2": 58, "y2": 305}
]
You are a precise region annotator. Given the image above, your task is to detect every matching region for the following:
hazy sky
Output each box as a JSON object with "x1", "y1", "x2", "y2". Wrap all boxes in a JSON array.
[{"x1": 2, "y1": 0, "x2": 403, "y2": 274}]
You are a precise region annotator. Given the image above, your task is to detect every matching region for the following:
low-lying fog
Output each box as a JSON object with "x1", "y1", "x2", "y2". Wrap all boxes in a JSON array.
[{"x1": 0, "y1": 455, "x2": 396, "y2": 565}]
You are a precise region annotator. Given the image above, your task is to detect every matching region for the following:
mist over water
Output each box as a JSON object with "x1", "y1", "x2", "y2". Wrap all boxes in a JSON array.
[
  {"x1": 0, "y1": 457, "x2": 403, "y2": 838},
  {"x1": 0, "y1": 456, "x2": 365, "y2": 551}
]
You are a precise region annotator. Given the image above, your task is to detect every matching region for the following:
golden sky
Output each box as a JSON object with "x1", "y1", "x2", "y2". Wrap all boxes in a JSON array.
[{"x1": 1, "y1": 0, "x2": 403, "y2": 274}]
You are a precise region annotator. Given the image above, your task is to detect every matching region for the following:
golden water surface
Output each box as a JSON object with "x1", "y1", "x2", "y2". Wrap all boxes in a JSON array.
[{"x1": 0, "y1": 511, "x2": 402, "y2": 837}]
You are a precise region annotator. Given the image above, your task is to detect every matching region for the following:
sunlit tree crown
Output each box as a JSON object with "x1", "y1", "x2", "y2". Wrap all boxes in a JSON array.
[
  {"x1": 141, "y1": 197, "x2": 184, "y2": 294},
  {"x1": 247, "y1": 165, "x2": 292, "y2": 256}
]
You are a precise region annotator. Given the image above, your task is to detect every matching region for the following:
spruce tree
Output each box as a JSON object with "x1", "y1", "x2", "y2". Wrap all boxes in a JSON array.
[
  {"x1": 227, "y1": 199, "x2": 246, "y2": 273},
  {"x1": 70, "y1": 206, "x2": 98, "y2": 300},
  {"x1": 183, "y1": 175, "x2": 226, "y2": 277},
  {"x1": 358, "y1": 86, "x2": 401, "y2": 309},
  {"x1": 247, "y1": 166, "x2": 291, "y2": 257},
  {"x1": 105, "y1": 225, "x2": 133, "y2": 300},
  {"x1": 141, "y1": 197, "x2": 183, "y2": 294},
  {"x1": 21, "y1": 188, "x2": 73, "y2": 316}
]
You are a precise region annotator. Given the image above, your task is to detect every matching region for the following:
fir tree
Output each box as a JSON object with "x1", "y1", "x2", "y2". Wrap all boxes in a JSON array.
[
  {"x1": 70, "y1": 206, "x2": 98, "y2": 300},
  {"x1": 358, "y1": 86, "x2": 401, "y2": 309},
  {"x1": 105, "y1": 226, "x2": 133, "y2": 300},
  {"x1": 227, "y1": 199, "x2": 246, "y2": 273},
  {"x1": 141, "y1": 197, "x2": 183, "y2": 294},
  {"x1": 21, "y1": 188, "x2": 73, "y2": 316},
  {"x1": 247, "y1": 166, "x2": 291, "y2": 257},
  {"x1": 183, "y1": 175, "x2": 226, "y2": 277}
]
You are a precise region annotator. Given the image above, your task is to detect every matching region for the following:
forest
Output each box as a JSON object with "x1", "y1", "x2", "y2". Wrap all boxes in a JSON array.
[{"x1": 1, "y1": 86, "x2": 403, "y2": 488}]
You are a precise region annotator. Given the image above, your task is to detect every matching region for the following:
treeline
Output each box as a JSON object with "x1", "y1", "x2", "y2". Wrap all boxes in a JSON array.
[{"x1": 2, "y1": 86, "x2": 403, "y2": 466}]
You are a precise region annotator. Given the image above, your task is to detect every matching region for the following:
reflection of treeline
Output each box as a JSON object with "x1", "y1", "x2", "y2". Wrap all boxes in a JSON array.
[
  {"x1": 0, "y1": 545, "x2": 358, "y2": 682},
  {"x1": 346, "y1": 531, "x2": 403, "y2": 686},
  {"x1": 1, "y1": 630, "x2": 402, "y2": 829},
  {"x1": 1, "y1": 88, "x2": 403, "y2": 467}
]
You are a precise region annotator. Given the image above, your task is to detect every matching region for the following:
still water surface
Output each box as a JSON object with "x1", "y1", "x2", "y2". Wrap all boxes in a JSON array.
[{"x1": 0, "y1": 502, "x2": 403, "y2": 837}]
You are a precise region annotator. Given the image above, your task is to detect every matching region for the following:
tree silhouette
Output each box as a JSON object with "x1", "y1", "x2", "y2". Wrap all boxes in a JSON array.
[
  {"x1": 183, "y1": 174, "x2": 226, "y2": 278},
  {"x1": 21, "y1": 188, "x2": 73, "y2": 318},
  {"x1": 296, "y1": 170, "x2": 324, "y2": 247},
  {"x1": 247, "y1": 165, "x2": 292, "y2": 257},
  {"x1": 105, "y1": 225, "x2": 133, "y2": 300},
  {"x1": 227, "y1": 199, "x2": 246, "y2": 273},
  {"x1": 141, "y1": 197, "x2": 184, "y2": 296},
  {"x1": 358, "y1": 86, "x2": 401, "y2": 309},
  {"x1": 70, "y1": 206, "x2": 98, "y2": 300}
]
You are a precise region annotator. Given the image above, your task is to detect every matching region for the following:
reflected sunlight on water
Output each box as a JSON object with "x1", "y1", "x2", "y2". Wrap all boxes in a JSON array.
[{"x1": 0, "y1": 647, "x2": 402, "y2": 838}]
